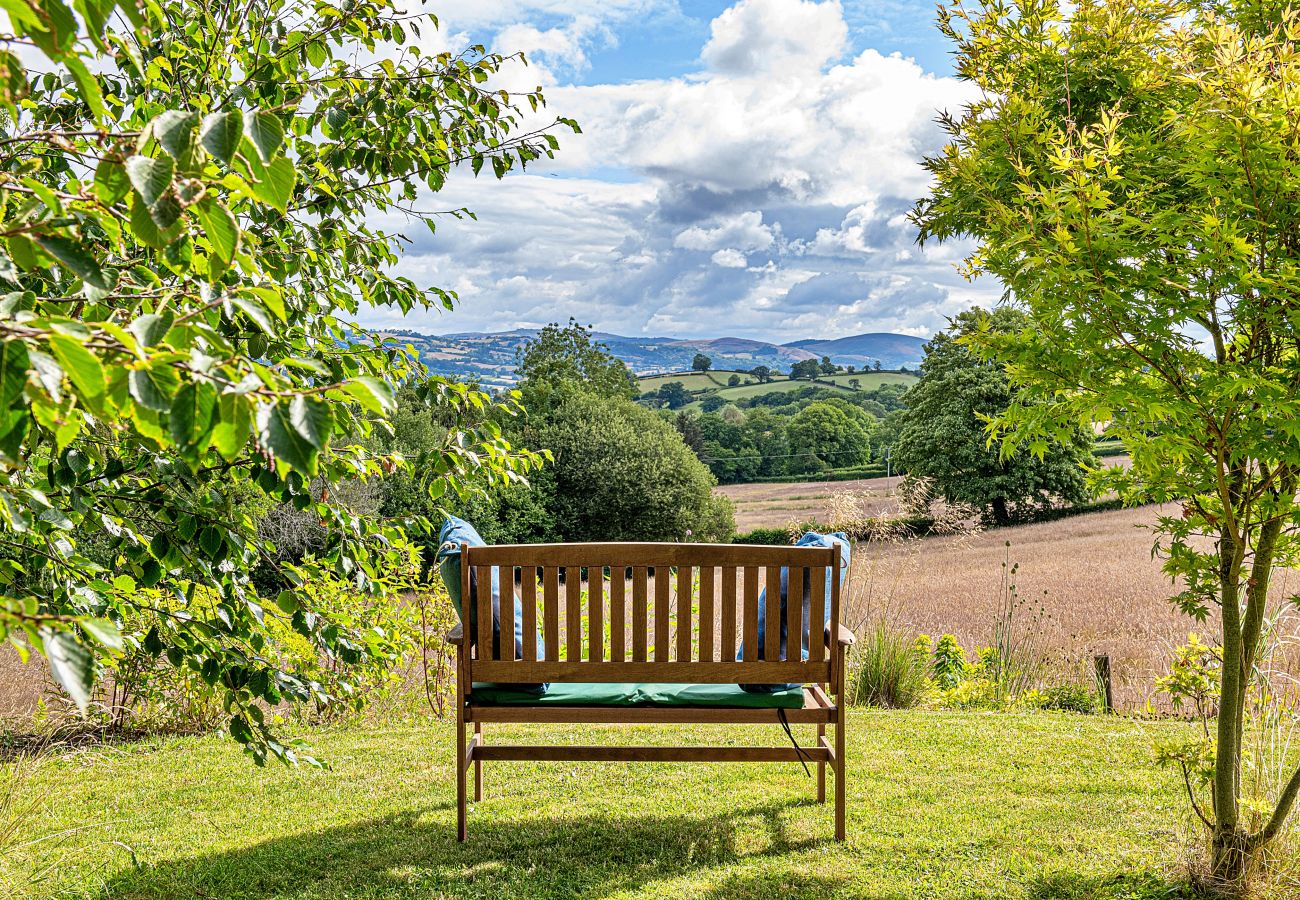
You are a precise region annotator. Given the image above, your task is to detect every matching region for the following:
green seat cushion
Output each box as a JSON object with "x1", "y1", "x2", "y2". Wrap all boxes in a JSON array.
[{"x1": 470, "y1": 681, "x2": 806, "y2": 708}]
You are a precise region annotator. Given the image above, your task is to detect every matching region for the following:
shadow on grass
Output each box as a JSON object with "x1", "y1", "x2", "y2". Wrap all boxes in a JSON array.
[
  {"x1": 101, "y1": 799, "x2": 842, "y2": 900},
  {"x1": 1026, "y1": 870, "x2": 1200, "y2": 900}
]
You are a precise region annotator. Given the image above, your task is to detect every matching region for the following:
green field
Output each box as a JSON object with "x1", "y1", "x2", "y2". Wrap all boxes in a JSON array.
[
  {"x1": 3, "y1": 712, "x2": 1200, "y2": 899},
  {"x1": 639, "y1": 371, "x2": 918, "y2": 411}
]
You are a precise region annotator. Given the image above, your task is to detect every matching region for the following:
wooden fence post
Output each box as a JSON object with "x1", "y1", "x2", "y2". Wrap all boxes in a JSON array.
[{"x1": 1093, "y1": 655, "x2": 1113, "y2": 714}]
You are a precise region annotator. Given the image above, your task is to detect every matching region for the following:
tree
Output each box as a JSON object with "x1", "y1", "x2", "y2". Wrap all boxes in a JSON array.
[
  {"x1": 728, "y1": 374, "x2": 742, "y2": 387},
  {"x1": 893, "y1": 309, "x2": 1093, "y2": 526},
  {"x1": 691, "y1": 353, "x2": 712, "y2": 372},
  {"x1": 874, "y1": 361, "x2": 883, "y2": 372},
  {"x1": 649, "y1": 382, "x2": 690, "y2": 410},
  {"x1": 673, "y1": 412, "x2": 704, "y2": 453},
  {"x1": 0, "y1": 0, "x2": 571, "y2": 760},
  {"x1": 915, "y1": 0, "x2": 1300, "y2": 880},
  {"x1": 848, "y1": 378, "x2": 861, "y2": 391},
  {"x1": 819, "y1": 356, "x2": 838, "y2": 376},
  {"x1": 786, "y1": 400, "x2": 874, "y2": 473},
  {"x1": 790, "y1": 359, "x2": 821, "y2": 380},
  {"x1": 515, "y1": 320, "x2": 636, "y2": 410},
  {"x1": 531, "y1": 394, "x2": 733, "y2": 542},
  {"x1": 700, "y1": 394, "x2": 726, "y2": 413},
  {"x1": 751, "y1": 366, "x2": 773, "y2": 384}
]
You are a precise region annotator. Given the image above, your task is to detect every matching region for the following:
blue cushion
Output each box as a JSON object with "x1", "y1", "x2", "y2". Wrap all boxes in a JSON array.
[
  {"x1": 738, "y1": 531, "x2": 851, "y2": 692},
  {"x1": 436, "y1": 516, "x2": 546, "y2": 694}
]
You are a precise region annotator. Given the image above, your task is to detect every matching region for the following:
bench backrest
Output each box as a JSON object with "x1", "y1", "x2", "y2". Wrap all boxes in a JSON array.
[{"x1": 461, "y1": 542, "x2": 841, "y2": 685}]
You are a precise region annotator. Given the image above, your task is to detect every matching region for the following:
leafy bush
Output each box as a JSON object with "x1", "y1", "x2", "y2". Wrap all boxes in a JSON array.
[
  {"x1": 848, "y1": 624, "x2": 932, "y2": 708},
  {"x1": 1039, "y1": 683, "x2": 1100, "y2": 714},
  {"x1": 931, "y1": 634, "x2": 970, "y2": 691},
  {"x1": 733, "y1": 527, "x2": 792, "y2": 545}
]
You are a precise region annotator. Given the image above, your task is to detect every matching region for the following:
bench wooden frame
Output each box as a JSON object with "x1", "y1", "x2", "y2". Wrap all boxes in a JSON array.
[{"x1": 447, "y1": 542, "x2": 853, "y2": 842}]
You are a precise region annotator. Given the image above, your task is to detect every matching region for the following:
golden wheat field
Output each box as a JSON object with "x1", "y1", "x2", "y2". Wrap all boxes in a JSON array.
[
  {"x1": 841, "y1": 504, "x2": 1300, "y2": 711},
  {"x1": 718, "y1": 476, "x2": 901, "y2": 532}
]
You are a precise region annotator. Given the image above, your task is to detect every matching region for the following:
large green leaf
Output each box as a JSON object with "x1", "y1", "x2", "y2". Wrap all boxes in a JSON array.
[
  {"x1": 260, "y1": 397, "x2": 333, "y2": 475},
  {"x1": 128, "y1": 311, "x2": 173, "y2": 349},
  {"x1": 128, "y1": 362, "x2": 180, "y2": 411},
  {"x1": 32, "y1": 234, "x2": 112, "y2": 292},
  {"x1": 193, "y1": 199, "x2": 239, "y2": 281},
  {"x1": 247, "y1": 110, "x2": 285, "y2": 163},
  {"x1": 213, "y1": 392, "x2": 252, "y2": 461},
  {"x1": 200, "y1": 109, "x2": 244, "y2": 164},
  {"x1": 93, "y1": 158, "x2": 130, "y2": 204},
  {"x1": 125, "y1": 154, "x2": 174, "y2": 209},
  {"x1": 342, "y1": 376, "x2": 394, "y2": 414},
  {"x1": 47, "y1": 333, "x2": 105, "y2": 399},
  {"x1": 170, "y1": 380, "x2": 217, "y2": 451},
  {"x1": 43, "y1": 628, "x2": 95, "y2": 711},
  {"x1": 129, "y1": 194, "x2": 183, "y2": 248},
  {"x1": 0, "y1": 339, "x2": 29, "y2": 408},
  {"x1": 290, "y1": 395, "x2": 333, "y2": 449},
  {"x1": 153, "y1": 110, "x2": 201, "y2": 170}
]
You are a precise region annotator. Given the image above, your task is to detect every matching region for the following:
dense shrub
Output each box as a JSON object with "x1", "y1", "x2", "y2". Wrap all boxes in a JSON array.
[{"x1": 732, "y1": 527, "x2": 793, "y2": 545}]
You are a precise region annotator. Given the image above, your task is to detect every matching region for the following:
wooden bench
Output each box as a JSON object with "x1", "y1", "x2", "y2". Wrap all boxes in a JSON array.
[{"x1": 447, "y1": 542, "x2": 854, "y2": 841}]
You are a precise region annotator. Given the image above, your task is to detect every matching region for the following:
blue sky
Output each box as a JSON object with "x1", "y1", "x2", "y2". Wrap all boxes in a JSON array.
[{"x1": 367, "y1": 0, "x2": 998, "y2": 342}]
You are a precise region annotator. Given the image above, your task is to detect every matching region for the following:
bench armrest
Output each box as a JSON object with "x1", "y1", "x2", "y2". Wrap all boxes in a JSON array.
[
  {"x1": 445, "y1": 623, "x2": 463, "y2": 645},
  {"x1": 827, "y1": 624, "x2": 856, "y2": 648}
]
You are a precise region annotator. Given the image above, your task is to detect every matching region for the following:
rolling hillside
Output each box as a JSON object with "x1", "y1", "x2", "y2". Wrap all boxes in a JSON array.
[{"x1": 378, "y1": 328, "x2": 928, "y2": 388}]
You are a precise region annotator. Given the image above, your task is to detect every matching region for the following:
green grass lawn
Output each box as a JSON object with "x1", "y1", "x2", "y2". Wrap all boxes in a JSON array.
[{"x1": 4, "y1": 711, "x2": 1198, "y2": 899}]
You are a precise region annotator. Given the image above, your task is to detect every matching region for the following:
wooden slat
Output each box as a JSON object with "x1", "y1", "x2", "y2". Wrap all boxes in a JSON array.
[
  {"x1": 521, "y1": 571, "x2": 538, "y2": 662},
  {"x1": 831, "y1": 544, "x2": 843, "y2": 694},
  {"x1": 721, "y1": 567, "x2": 737, "y2": 662},
  {"x1": 742, "y1": 566, "x2": 758, "y2": 662},
  {"x1": 465, "y1": 542, "x2": 835, "y2": 569},
  {"x1": 500, "y1": 567, "x2": 516, "y2": 661},
  {"x1": 808, "y1": 567, "x2": 826, "y2": 663},
  {"x1": 699, "y1": 567, "x2": 715, "y2": 662},
  {"x1": 631, "y1": 566, "x2": 648, "y2": 662},
  {"x1": 610, "y1": 571, "x2": 625, "y2": 662},
  {"x1": 654, "y1": 567, "x2": 670, "y2": 662},
  {"x1": 543, "y1": 566, "x2": 560, "y2": 662},
  {"x1": 787, "y1": 567, "x2": 805, "y2": 662},
  {"x1": 475, "y1": 565, "x2": 493, "y2": 660},
  {"x1": 676, "y1": 565, "x2": 692, "y2": 662},
  {"x1": 589, "y1": 568, "x2": 604, "y2": 663},
  {"x1": 472, "y1": 660, "x2": 829, "y2": 684},
  {"x1": 764, "y1": 566, "x2": 782, "y2": 661},
  {"x1": 565, "y1": 567, "x2": 581, "y2": 661},
  {"x1": 473, "y1": 744, "x2": 832, "y2": 764}
]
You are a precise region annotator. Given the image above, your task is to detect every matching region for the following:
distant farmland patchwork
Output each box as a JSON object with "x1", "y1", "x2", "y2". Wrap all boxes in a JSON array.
[{"x1": 637, "y1": 369, "x2": 918, "y2": 410}]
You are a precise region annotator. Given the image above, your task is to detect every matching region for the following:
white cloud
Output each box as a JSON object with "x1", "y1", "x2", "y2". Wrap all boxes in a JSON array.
[
  {"x1": 701, "y1": 0, "x2": 848, "y2": 75},
  {"x1": 365, "y1": 0, "x2": 985, "y2": 342},
  {"x1": 711, "y1": 248, "x2": 749, "y2": 267},
  {"x1": 674, "y1": 211, "x2": 775, "y2": 253}
]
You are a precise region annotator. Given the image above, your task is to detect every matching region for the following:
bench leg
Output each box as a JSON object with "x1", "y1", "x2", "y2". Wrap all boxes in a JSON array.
[
  {"x1": 473, "y1": 721, "x2": 483, "y2": 802},
  {"x1": 835, "y1": 690, "x2": 846, "y2": 841},
  {"x1": 817, "y1": 720, "x2": 826, "y2": 804},
  {"x1": 456, "y1": 715, "x2": 467, "y2": 842}
]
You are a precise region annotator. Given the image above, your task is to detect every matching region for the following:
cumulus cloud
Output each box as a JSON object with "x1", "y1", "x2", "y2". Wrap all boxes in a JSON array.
[
  {"x1": 701, "y1": 0, "x2": 848, "y2": 75},
  {"x1": 367, "y1": 0, "x2": 990, "y2": 342}
]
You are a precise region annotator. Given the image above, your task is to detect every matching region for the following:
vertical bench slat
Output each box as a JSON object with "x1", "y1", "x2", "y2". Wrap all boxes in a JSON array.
[
  {"x1": 676, "y1": 565, "x2": 692, "y2": 661},
  {"x1": 808, "y1": 566, "x2": 826, "y2": 663},
  {"x1": 610, "y1": 570, "x2": 626, "y2": 662},
  {"x1": 632, "y1": 566, "x2": 648, "y2": 662},
  {"x1": 763, "y1": 566, "x2": 782, "y2": 661},
  {"x1": 699, "y1": 566, "x2": 715, "y2": 662},
  {"x1": 590, "y1": 567, "x2": 604, "y2": 663},
  {"x1": 476, "y1": 565, "x2": 494, "y2": 660},
  {"x1": 787, "y1": 567, "x2": 805, "y2": 662},
  {"x1": 721, "y1": 567, "x2": 737, "y2": 662},
  {"x1": 654, "y1": 567, "x2": 670, "y2": 663},
  {"x1": 543, "y1": 566, "x2": 560, "y2": 662},
  {"x1": 522, "y1": 570, "x2": 538, "y2": 661},
  {"x1": 565, "y1": 567, "x2": 582, "y2": 661},
  {"x1": 742, "y1": 566, "x2": 758, "y2": 662},
  {"x1": 500, "y1": 566, "x2": 516, "y2": 661}
]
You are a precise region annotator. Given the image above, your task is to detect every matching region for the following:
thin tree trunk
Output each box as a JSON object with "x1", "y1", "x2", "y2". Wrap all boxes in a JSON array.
[
  {"x1": 1212, "y1": 525, "x2": 1247, "y2": 883},
  {"x1": 991, "y1": 496, "x2": 1010, "y2": 527}
]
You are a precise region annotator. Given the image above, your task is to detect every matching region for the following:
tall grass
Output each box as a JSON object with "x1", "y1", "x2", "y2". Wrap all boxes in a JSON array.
[{"x1": 848, "y1": 622, "x2": 931, "y2": 708}]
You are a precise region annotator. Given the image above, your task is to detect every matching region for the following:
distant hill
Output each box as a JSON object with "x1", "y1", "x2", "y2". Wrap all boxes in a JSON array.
[
  {"x1": 783, "y1": 333, "x2": 928, "y2": 370},
  {"x1": 378, "y1": 328, "x2": 928, "y2": 388}
]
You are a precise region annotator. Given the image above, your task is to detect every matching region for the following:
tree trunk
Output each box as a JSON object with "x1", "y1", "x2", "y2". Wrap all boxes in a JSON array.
[
  {"x1": 1210, "y1": 825, "x2": 1251, "y2": 885},
  {"x1": 991, "y1": 496, "x2": 1011, "y2": 527}
]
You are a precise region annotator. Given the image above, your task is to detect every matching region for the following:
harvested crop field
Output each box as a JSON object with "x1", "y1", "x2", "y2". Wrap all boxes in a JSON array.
[
  {"x1": 717, "y1": 476, "x2": 900, "y2": 533},
  {"x1": 845, "y1": 504, "x2": 1300, "y2": 712}
]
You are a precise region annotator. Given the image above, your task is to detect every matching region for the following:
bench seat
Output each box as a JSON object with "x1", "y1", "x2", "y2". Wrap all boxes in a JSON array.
[{"x1": 469, "y1": 681, "x2": 806, "y2": 708}]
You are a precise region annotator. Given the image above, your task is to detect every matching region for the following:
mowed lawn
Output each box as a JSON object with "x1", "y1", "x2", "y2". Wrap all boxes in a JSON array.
[{"x1": 5, "y1": 712, "x2": 1198, "y2": 900}]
